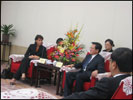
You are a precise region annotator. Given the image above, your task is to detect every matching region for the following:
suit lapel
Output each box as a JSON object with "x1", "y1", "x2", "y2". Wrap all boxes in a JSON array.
[
  {"x1": 33, "y1": 44, "x2": 37, "y2": 54},
  {"x1": 88, "y1": 54, "x2": 99, "y2": 65}
]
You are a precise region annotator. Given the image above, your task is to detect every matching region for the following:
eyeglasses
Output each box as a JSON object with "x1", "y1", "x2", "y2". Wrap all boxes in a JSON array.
[{"x1": 90, "y1": 47, "x2": 95, "y2": 50}]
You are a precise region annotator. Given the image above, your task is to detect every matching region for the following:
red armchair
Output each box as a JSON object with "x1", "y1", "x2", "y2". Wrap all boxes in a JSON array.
[
  {"x1": 47, "y1": 46, "x2": 55, "y2": 61},
  {"x1": 111, "y1": 76, "x2": 132, "y2": 99},
  {"x1": 104, "y1": 60, "x2": 110, "y2": 72},
  {"x1": 10, "y1": 46, "x2": 56, "y2": 86},
  {"x1": 60, "y1": 70, "x2": 97, "y2": 95}
]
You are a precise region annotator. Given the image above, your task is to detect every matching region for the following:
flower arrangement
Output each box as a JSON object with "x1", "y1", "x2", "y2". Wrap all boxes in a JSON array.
[{"x1": 51, "y1": 25, "x2": 84, "y2": 65}]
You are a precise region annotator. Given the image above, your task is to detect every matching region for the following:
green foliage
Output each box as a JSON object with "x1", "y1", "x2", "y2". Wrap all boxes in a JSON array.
[{"x1": 1, "y1": 24, "x2": 16, "y2": 36}]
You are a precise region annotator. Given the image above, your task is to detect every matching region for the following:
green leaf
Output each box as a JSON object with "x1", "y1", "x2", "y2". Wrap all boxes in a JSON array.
[{"x1": 1, "y1": 24, "x2": 16, "y2": 36}]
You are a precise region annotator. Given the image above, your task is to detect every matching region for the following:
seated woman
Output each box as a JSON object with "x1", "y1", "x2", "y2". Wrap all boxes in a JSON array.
[
  {"x1": 100, "y1": 39, "x2": 115, "y2": 61},
  {"x1": 103, "y1": 39, "x2": 115, "y2": 52},
  {"x1": 10, "y1": 35, "x2": 47, "y2": 85},
  {"x1": 47, "y1": 38, "x2": 64, "y2": 60}
]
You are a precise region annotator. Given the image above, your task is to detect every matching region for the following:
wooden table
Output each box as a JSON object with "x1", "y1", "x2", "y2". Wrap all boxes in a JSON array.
[{"x1": 33, "y1": 63, "x2": 62, "y2": 95}]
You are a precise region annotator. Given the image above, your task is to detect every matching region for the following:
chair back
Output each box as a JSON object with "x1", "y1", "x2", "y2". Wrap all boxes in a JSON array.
[
  {"x1": 104, "y1": 60, "x2": 110, "y2": 72},
  {"x1": 111, "y1": 76, "x2": 132, "y2": 99}
]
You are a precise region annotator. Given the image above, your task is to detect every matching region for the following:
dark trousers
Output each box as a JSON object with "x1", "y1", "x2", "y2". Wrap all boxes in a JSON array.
[
  {"x1": 64, "y1": 70, "x2": 91, "y2": 97},
  {"x1": 14, "y1": 57, "x2": 31, "y2": 80}
]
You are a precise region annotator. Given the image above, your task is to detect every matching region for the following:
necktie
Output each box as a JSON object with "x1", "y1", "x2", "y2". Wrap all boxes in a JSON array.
[{"x1": 82, "y1": 55, "x2": 92, "y2": 71}]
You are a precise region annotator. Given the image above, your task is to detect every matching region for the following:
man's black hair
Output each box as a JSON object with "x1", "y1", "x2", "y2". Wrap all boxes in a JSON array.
[
  {"x1": 92, "y1": 42, "x2": 102, "y2": 53},
  {"x1": 111, "y1": 47, "x2": 132, "y2": 72}
]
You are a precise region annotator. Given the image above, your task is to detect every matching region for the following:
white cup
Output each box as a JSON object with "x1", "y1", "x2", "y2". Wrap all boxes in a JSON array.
[{"x1": 53, "y1": 60, "x2": 57, "y2": 66}]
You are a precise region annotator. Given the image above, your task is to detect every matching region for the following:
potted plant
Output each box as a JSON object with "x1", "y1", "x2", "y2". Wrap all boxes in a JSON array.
[{"x1": 1, "y1": 24, "x2": 16, "y2": 43}]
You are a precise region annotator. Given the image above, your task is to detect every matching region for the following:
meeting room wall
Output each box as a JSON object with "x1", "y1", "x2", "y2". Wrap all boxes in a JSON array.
[{"x1": 1, "y1": 1, "x2": 132, "y2": 57}]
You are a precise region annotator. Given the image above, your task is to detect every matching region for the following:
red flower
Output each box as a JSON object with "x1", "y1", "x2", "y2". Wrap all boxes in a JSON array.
[
  {"x1": 66, "y1": 54, "x2": 70, "y2": 58},
  {"x1": 55, "y1": 55, "x2": 59, "y2": 59},
  {"x1": 76, "y1": 54, "x2": 79, "y2": 56},
  {"x1": 74, "y1": 49, "x2": 77, "y2": 52},
  {"x1": 72, "y1": 58, "x2": 76, "y2": 62},
  {"x1": 72, "y1": 42, "x2": 75, "y2": 46},
  {"x1": 65, "y1": 51, "x2": 68, "y2": 55},
  {"x1": 77, "y1": 48, "x2": 82, "y2": 51}
]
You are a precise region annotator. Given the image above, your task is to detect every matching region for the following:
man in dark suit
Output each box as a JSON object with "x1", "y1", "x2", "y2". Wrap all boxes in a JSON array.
[
  {"x1": 63, "y1": 47, "x2": 132, "y2": 99},
  {"x1": 64, "y1": 42, "x2": 105, "y2": 97}
]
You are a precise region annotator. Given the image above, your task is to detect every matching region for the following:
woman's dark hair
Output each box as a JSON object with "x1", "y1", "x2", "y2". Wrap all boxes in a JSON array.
[
  {"x1": 35, "y1": 35, "x2": 43, "y2": 40},
  {"x1": 92, "y1": 42, "x2": 102, "y2": 53},
  {"x1": 105, "y1": 39, "x2": 115, "y2": 47},
  {"x1": 56, "y1": 38, "x2": 63, "y2": 44},
  {"x1": 111, "y1": 47, "x2": 132, "y2": 72}
]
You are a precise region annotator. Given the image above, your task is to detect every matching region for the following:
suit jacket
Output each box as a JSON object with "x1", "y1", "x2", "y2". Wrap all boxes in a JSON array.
[
  {"x1": 63, "y1": 74, "x2": 131, "y2": 99},
  {"x1": 74, "y1": 54, "x2": 105, "y2": 76},
  {"x1": 24, "y1": 43, "x2": 47, "y2": 59}
]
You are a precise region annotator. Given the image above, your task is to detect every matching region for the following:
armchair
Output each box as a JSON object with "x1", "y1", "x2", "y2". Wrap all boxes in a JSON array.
[{"x1": 111, "y1": 76, "x2": 132, "y2": 99}]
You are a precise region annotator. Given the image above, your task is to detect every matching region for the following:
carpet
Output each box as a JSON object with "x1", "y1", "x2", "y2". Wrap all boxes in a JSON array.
[
  {"x1": 1, "y1": 88, "x2": 57, "y2": 99},
  {"x1": 1, "y1": 62, "x2": 62, "y2": 99}
]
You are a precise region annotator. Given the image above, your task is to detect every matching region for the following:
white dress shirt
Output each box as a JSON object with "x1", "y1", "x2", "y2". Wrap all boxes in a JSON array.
[{"x1": 113, "y1": 73, "x2": 128, "y2": 78}]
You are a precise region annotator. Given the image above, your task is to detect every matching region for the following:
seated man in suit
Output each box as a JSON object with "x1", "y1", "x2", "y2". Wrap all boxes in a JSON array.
[
  {"x1": 63, "y1": 47, "x2": 132, "y2": 99},
  {"x1": 64, "y1": 42, "x2": 105, "y2": 97}
]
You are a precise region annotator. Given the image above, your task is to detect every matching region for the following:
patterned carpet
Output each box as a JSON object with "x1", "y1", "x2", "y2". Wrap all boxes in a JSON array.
[
  {"x1": 1, "y1": 62, "x2": 62, "y2": 99},
  {"x1": 1, "y1": 86, "x2": 57, "y2": 99}
]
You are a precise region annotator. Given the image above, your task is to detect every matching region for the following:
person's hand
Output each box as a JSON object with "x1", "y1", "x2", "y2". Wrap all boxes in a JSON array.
[
  {"x1": 33, "y1": 55, "x2": 40, "y2": 60},
  {"x1": 65, "y1": 64, "x2": 74, "y2": 68},
  {"x1": 91, "y1": 70, "x2": 98, "y2": 78},
  {"x1": 106, "y1": 72, "x2": 112, "y2": 77},
  {"x1": 29, "y1": 55, "x2": 34, "y2": 59}
]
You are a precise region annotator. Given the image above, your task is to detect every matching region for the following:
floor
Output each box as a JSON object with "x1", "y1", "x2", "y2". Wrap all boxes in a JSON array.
[{"x1": 1, "y1": 61, "x2": 63, "y2": 99}]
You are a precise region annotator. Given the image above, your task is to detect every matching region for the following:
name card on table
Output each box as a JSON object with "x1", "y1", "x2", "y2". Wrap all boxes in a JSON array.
[
  {"x1": 56, "y1": 62, "x2": 63, "y2": 68},
  {"x1": 39, "y1": 58, "x2": 47, "y2": 64}
]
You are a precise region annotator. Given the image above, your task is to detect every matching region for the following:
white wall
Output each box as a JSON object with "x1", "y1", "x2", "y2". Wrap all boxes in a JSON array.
[{"x1": 1, "y1": 1, "x2": 132, "y2": 56}]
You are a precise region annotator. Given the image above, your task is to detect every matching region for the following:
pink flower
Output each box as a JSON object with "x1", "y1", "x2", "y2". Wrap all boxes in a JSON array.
[{"x1": 71, "y1": 53, "x2": 75, "y2": 55}]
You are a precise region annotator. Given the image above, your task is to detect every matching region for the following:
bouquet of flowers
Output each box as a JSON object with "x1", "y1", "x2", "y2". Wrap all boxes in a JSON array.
[{"x1": 51, "y1": 25, "x2": 84, "y2": 65}]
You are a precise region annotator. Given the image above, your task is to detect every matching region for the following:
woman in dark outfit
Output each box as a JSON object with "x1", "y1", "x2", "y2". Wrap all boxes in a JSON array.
[
  {"x1": 103, "y1": 39, "x2": 115, "y2": 52},
  {"x1": 10, "y1": 35, "x2": 47, "y2": 85}
]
